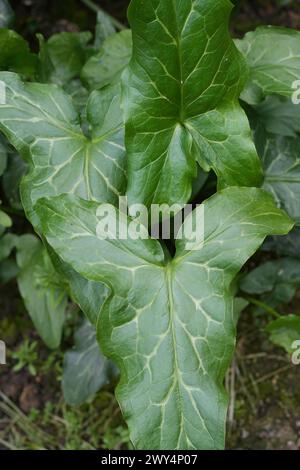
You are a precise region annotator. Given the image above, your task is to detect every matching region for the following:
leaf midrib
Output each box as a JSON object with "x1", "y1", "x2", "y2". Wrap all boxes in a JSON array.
[
  {"x1": 170, "y1": 0, "x2": 184, "y2": 124},
  {"x1": 165, "y1": 264, "x2": 188, "y2": 448}
]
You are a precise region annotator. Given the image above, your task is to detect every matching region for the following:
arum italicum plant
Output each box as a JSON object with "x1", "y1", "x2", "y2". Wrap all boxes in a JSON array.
[{"x1": 0, "y1": 0, "x2": 298, "y2": 450}]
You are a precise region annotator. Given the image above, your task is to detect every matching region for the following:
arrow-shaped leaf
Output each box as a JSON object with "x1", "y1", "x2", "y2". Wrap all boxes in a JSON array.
[
  {"x1": 123, "y1": 0, "x2": 262, "y2": 208},
  {"x1": 0, "y1": 73, "x2": 126, "y2": 225},
  {"x1": 36, "y1": 187, "x2": 292, "y2": 449},
  {"x1": 0, "y1": 72, "x2": 125, "y2": 322}
]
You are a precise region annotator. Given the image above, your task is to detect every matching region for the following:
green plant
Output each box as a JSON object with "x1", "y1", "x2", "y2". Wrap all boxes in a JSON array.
[
  {"x1": 0, "y1": 0, "x2": 300, "y2": 451},
  {"x1": 11, "y1": 339, "x2": 39, "y2": 376}
]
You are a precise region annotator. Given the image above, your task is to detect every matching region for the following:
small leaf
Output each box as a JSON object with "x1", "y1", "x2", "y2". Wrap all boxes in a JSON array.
[
  {"x1": 2, "y1": 151, "x2": 27, "y2": 210},
  {"x1": 94, "y1": 10, "x2": 116, "y2": 48},
  {"x1": 16, "y1": 235, "x2": 68, "y2": 349},
  {"x1": 81, "y1": 30, "x2": 132, "y2": 90},
  {"x1": 261, "y1": 134, "x2": 300, "y2": 224},
  {"x1": 0, "y1": 0, "x2": 14, "y2": 28},
  {"x1": 236, "y1": 27, "x2": 300, "y2": 104},
  {"x1": 62, "y1": 319, "x2": 117, "y2": 406},
  {"x1": 266, "y1": 314, "x2": 300, "y2": 354},
  {"x1": 249, "y1": 95, "x2": 300, "y2": 138},
  {"x1": 38, "y1": 32, "x2": 93, "y2": 85},
  {"x1": 240, "y1": 257, "x2": 300, "y2": 307},
  {"x1": 124, "y1": 0, "x2": 262, "y2": 209},
  {"x1": 36, "y1": 187, "x2": 292, "y2": 450},
  {"x1": 0, "y1": 209, "x2": 12, "y2": 228},
  {"x1": 0, "y1": 258, "x2": 19, "y2": 283},
  {"x1": 0, "y1": 29, "x2": 37, "y2": 78},
  {"x1": 0, "y1": 232, "x2": 18, "y2": 261},
  {"x1": 264, "y1": 227, "x2": 300, "y2": 259}
]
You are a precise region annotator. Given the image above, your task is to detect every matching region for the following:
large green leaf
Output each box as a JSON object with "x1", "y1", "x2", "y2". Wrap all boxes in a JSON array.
[
  {"x1": 240, "y1": 257, "x2": 300, "y2": 307},
  {"x1": 123, "y1": 0, "x2": 262, "y2": 209},
  {"x1": 46, "y1": 242, "x2": 109, "y2": 326},
  {"x1": 0, "y1": 73, "x2": 124, "y2": 324},
  {"x1": 0, "y1": 73, "x2": 126, "y2": 227},
  {"x1": 81, "y1": 30, "x2": 132, "y2": 91},
  {"x1": 62, "y1": 319, "x2": 117, "y2": 406},
  {"x1": 36, "y1": 187, "x2": 292, "y2": 450},
  {"x1": 16, "y1": 235, "x2": 68, "y2": 349},
  {"x1": 236, "y1": 27, "x2": 300, "y2": 104},
  {"x1": 0, "y1": 29, "x2": 37, "y2": 78}
]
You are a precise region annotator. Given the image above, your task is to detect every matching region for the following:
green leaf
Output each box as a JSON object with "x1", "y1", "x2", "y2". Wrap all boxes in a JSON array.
[
  {"x1": 38, "y1": 32, "x2": 93, "y2": 85},
  {"x1": 47, "y1": 243, "x2": 109, "y2": 326},
  {"x1": 123, "y1": 0, "x2": 262, "y2": 209},
  {"x1": 0, "y1": 258, "x2": 19, "y2": 283},
  {"x1": 266, "y1": 314, "x2": 300, "y2": 354},
  {"x1": 0, "y1": 29, "x2": 37, "y2": 78},
  {"x1": 2, "y1": 151, "x2": 27, "y2": 210},
  {"x1": 0, "y1": 232, "x2": 18, "y2": 261},
  {"x1": 36, "y1": 187, "x2": 292, "y2": 450},
  {"x1": 16, "y1": 234, "x2": 40, "y2": 269},
  {"x1": 240, "y1": 257, "x2": 300, "y2": 307},
  {"x1": 249, "y1": 95, "x2": 300, "y2": 138},
  {"x1": 62, "y1": 319, "x2": 117, "y2": 406},
  {"x1": 63, "y1": 79, "x2": 89, "y2": 116},
  {"x1": 261, "y1": 135, "x2": 300, "y2": 224},
  {"x1": 233, "y1": 297, "x2": 249, "y2": 326},
  {"x1": 16, "y1": 235, "x2": 68, "y2": 349},
  {"x1": 0, "y1": 209, "x2": 12, "y2": 228},
  {"x1": 264, "y1": 227, "x2": 300, "y2": 259},
  {"x1": 94, "y1": 10, "x2": 116, "y2": 48},
  {"x1": 236, "y1": 27, "x2": 300, "y2": 104},
  {"x1": 0, "y1": 73, "x2": 124, "y2": 325},
  {"x1": 0, "y1": 135, "x2": 8, "y2": 176},
  {"x1": 0, "y1": 73, "x2": 126, "y2": 228},
  {"x1": 81, "y1": 30, "x2": 132, "y2": 91},
  {"x1": 0, "y1": 0, "x2": 14, "y2": 28}
]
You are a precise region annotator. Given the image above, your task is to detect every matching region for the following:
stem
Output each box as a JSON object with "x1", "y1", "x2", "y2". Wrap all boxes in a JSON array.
[
  {"x1": 246, "y1": 297, "x2": 281, "y2": 319},
  {"x1": 80, "y1": 0, "x2": 126, "y2": 31}
]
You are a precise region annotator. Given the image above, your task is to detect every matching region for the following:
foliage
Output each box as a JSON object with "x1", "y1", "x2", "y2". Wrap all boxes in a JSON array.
[{"x1": 0, "y1": 0, "x2": 300, "y2": 451}]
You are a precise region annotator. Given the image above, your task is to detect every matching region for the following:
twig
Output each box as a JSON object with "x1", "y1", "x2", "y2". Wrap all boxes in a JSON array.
[
  {"x1": 245, "y1": 297, "x2": 281, "y2": 319},
  {"x1": 80, "y1": 0, "x2": 126, "y2": 31},
  {"x1": 252, "y1": 364, "x2": 294, "y2": 386}
]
